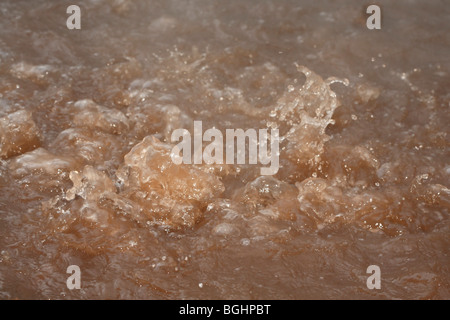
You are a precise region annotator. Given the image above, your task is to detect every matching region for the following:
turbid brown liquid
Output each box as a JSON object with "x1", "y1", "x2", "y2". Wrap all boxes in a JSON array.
[{"x1": 0, "y1": 0, "x2": 449, "y2": 299}]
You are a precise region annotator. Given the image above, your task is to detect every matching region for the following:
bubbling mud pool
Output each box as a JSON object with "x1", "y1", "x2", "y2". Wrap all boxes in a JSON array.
[{"x1": 0, "y1": 0, "x2": 449, "y2": 299}]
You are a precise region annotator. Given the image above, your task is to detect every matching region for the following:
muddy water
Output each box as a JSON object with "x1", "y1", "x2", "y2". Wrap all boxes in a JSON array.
[{"x1": 0, "y1": 0, "x2": 449, "y2": 299}]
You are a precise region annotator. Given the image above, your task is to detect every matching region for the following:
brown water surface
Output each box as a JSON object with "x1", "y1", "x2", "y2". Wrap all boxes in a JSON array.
[{"x1": 0, "y1": 0, "x2": 449, "y2": 299}]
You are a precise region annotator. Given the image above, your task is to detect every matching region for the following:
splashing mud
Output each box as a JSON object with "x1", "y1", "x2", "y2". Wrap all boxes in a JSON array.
[{"x1": 0, "y1": 0, "x2": 449, "y2": 299}]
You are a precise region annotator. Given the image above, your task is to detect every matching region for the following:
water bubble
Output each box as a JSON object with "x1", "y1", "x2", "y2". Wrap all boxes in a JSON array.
[{"x1": 241, "y1": 238, "x2": 250, "y2": 246}]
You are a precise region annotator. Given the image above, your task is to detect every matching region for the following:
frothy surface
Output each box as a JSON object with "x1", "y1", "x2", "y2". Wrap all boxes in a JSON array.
[{"x1": 0, "y1": 0, "x2": 448, "y2": 299}]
